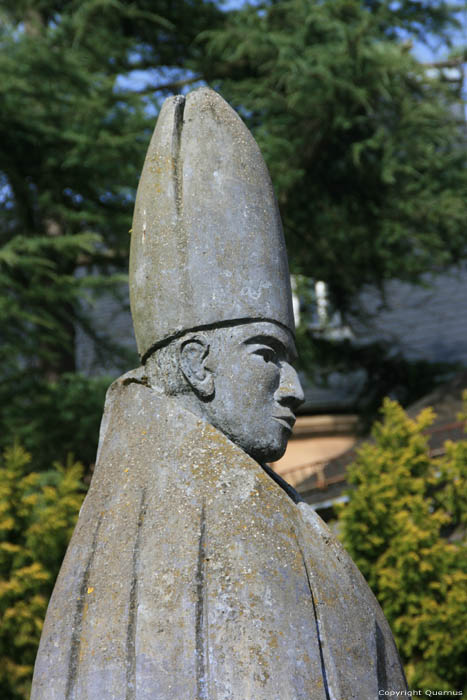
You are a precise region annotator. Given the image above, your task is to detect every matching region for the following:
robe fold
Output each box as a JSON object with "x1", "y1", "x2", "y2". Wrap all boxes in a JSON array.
[{"x1": 31, "y1": 369, "x2": 407, "y2": 699}]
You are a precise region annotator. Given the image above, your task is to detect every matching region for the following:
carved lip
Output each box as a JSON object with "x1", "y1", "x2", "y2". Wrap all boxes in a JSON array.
[{"x1": 272, "y1": 413, "x2": 296, "y2": 431}]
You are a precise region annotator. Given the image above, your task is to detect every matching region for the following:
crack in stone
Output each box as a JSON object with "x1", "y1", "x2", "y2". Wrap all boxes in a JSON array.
[
  {"x1": 125, "y1": 488, "x2": 147, "y2": 700},
  {"x1": 195, "y1": 503, "x2": 208, "y2": 700},
  {"x1": 65, "y1": 513, "x2": 103, "y2": 700},
  {"x1": 171, "y1": 95, "x2": 186, "y2": 220},
  {"x1": 295, "y1": 532, "x2": 331, "y2": 700}
]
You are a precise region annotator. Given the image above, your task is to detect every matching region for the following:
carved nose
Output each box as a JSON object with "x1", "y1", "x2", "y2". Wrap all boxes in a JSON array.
[{"x1": 276, "y1": 363, "x2": 305, "y2": 410}]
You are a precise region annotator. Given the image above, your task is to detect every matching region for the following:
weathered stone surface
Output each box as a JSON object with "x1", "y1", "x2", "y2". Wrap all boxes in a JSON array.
[
  {"x1": 31, "y1": 88, "x2": 407, "y2": 698},
  {"x1": 32, "y1": 371, "x2": 406, "y2": 699},
  {"x1": 129, "y1": 88, "x2": 294, "y2": 361}
]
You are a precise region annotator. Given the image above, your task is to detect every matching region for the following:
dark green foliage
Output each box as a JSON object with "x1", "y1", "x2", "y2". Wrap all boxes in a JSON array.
[
  {"x1": 201, "y1": 0, "x2": 467, "y2": 316},
  {"x1": 339, "y1": 399, "x2": 467, "y2": 690},
  {"x1": 0, "y1": 0, "x2": 222, "y2": 468},
  {"x1": 1, "y1": 2, "x2": 155, "y2": 376},
  {"x1": 0, "y1": 444, "x2": 85, "y2": 699},
  {"x1": 0, "y1": 372, "x2": 111, "y2": 472}
]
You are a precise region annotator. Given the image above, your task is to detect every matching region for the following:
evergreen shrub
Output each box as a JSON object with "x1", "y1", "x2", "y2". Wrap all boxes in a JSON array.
[
  {"x1": 340, "y1": 398, "x2": 467, "y2": 691},
  {"x1": 0, "y1": 444, "x2": 85, "y2": 699}
]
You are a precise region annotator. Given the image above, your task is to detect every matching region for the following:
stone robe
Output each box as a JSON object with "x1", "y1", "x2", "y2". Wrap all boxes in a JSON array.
[{"x1": 32, "y1": 370, "x2": 407, "y2": 699}]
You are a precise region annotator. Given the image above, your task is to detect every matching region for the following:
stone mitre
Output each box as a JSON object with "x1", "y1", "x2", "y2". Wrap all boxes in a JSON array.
[{"x1": 129, "y1": 87, "x2": 295, "y2": 361}]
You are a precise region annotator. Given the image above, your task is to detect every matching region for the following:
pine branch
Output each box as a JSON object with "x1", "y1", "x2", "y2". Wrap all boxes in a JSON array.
[{"x1": 423, "y1": 57, "x2": 466, "y2": 69}]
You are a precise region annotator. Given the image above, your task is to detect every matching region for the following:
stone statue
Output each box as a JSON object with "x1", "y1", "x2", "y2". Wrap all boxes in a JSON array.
[{"x1": 31, "y1": 88, "x2": 407, "y2": 699}]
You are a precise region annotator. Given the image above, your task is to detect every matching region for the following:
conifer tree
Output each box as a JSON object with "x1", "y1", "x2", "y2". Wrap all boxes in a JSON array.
[
  {"x1": 201, "y1": 0, "x2": 467, "y2": 316},
  {"x1": 339, "y1": 398, "x2": 467, "y2": 691},
  {"x1": 0, "y1": 0, "x2": 222, "y2": 468}
]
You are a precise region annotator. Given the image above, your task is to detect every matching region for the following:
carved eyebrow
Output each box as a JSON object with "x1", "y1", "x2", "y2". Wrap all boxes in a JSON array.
[{"x1": 244, "y1": 334, "x2": 297, "y2": 363}]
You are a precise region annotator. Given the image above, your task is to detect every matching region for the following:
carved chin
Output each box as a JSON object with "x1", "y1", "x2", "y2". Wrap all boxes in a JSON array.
[
  {"x1": 248, "y1": 432, "x2": 290, "y2": 465},
  {"x1": 214, "y1": 419, "x2": 291, "y2": 465}
]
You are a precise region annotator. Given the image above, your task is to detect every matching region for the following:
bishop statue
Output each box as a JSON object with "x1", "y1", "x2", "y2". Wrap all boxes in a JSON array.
[{"x1": 32, "y1": 88, "x2": 407, "y2": 699}]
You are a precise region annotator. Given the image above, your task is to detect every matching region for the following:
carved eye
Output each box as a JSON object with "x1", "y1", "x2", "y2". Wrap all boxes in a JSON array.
[{"x1": 255, "y1": 347, "x2": 277, "y2": 363}]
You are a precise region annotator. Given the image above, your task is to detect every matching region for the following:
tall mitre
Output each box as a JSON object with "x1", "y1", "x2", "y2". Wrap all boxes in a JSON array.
[{"x1": 129, "y1": 87, "x2": 295, "y2": 361}]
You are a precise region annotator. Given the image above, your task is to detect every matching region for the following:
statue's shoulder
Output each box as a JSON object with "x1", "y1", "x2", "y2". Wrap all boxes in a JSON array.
[
  {"x1": 95, "y1": 366, "x2": 154, "y2": 464},
  {"x1": 104, "y1": 366, "x2": 150, "y2": 402}
]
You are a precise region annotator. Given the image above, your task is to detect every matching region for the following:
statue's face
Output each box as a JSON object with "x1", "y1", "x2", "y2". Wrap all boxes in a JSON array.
[{"x1": 205, "y1": 322, "x2": 304, "y2": 463}]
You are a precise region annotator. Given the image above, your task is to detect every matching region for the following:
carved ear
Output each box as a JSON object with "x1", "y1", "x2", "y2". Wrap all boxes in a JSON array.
[{"x1": 179, "y1": 337, "x2": 214, "y2": 399}]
